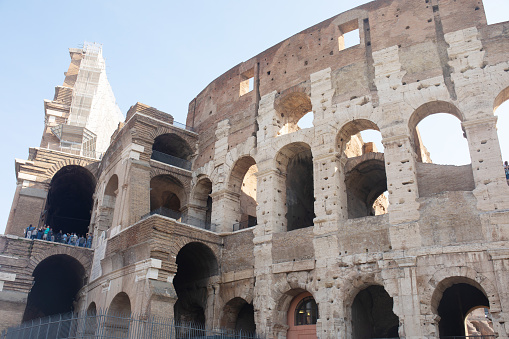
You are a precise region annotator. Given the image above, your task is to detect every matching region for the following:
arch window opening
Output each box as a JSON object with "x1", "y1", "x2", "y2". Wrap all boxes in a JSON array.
[
  {"x1": 414, "y1": 113, "x2": 470, "y2": 165},
  {"x1": 287, "y1": 292, "x2": 318, "y2": 339},
  {"x1": 351, "y1": 285, "x2": 399, "y2": 339},
  {"x1": 229, "y1": 157, "x2": 258, "y2": 231},
  {"x1": 338, "y1": 121, "x2": 388, "y2": 218},
  {"x1": 151, "y1": 133, "x2": 193, "y2": 170},
  {"x1": 22, "y1": 255, "x2": 85, "y2": 322},
  {"x1": 106, "y1": 292, "x2": 131, "y2": 337},
  {"x1": 150, "y1": 175, "x2": 185, "y2": 220},
  {"x1": 221, "y1": 298, "x2": 256, "y2": 334},
  {"x1": 494, "y1": 91, "x2": 509, "y2": 184},
  {"x1": 85, "y1": 302, "x2": 98, "y2": 336},
  {"x1": 275, "y1": 92, "x2": 313, "y2": 136},
  {"x1": 188, "y1": 178, "x2": 213, "y2": 229},
  {"x1": 279, "y1": 143, "x2": 315, "y2": 231},
  {"x1": 437, "y1": 282, "x2": 493, "y2": 337},
  {"x1": 100, "y1": 175, "x2": 118, "y2": 231},
  {"x1": 173, "y1": 242, "x2": 218, "y2": 327},
  {"x1": 44, "y1": 165, "x2": 96, "y2": 237}
]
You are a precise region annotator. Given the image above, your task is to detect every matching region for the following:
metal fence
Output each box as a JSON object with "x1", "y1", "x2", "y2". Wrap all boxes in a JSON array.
[
  {"x1": 141, "y1": 208, "x2": 217, "y2": 231},
  {"x1": 173, "y1": 120, "x2": 196, "y2": 133},
  {"x1": 151, "y1": 151, "x2": 192, "y2": 171},
  {"x1": 232, "y1": 219, "x2": 257, "y2": 232},
  {"x1": 1, "y1": 311, "x2": 260, "y2": 339}
]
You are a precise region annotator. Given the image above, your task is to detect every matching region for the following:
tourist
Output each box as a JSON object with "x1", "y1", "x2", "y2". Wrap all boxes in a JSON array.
[
  {"x1": 62, "y1": 233, "x2": 68, "y2": 244},
  {"x1": 55, "y1": 230, "x2": 62, "y2": 243},
  {"x1": 504, "y1": 161, "x2": 509, "y2": 180},
  {"x1": 86, "y1": 233, "x2": 93, "y2": 248}
]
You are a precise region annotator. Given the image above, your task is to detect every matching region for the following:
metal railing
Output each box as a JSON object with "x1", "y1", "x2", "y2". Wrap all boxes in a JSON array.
[
  {"x1": 142, "y1": 208, "x2": 218, "y2": 231},
  {"x1": 442, "y1": 336, "x2": 496, "y2": 339},
  {"x1": 1, "y1": 310, "x2": 261, "y2": 339},
  {"x1": 151, "y1": 150, "x2": 192, "y2": 171},
  {"x1": 232, "y1": 219, "x2": 257, "y2": 232},
  {"x1": 173, "y1": 120, "x2": 196, "y2": 133}
]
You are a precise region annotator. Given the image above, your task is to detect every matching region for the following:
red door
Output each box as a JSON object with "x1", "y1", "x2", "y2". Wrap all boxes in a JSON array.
[{"x1": 287, "y1": 292, "x2": 318, "y2": 339}]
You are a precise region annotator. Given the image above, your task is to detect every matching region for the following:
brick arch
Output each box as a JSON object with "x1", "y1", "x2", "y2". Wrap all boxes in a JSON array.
[
  {"x1": 421, "y1": 266, "x2": 502, "y2": 315},
  {"x1": 28, "y1": 247, "x2": 92, "y2": 279},
  {"x1": 167, "y1": 236, "x2": 221, "y2": 269},
  {"x1": 45, "y1": 158, "x2": 97, "y2": 182},
  {"x1": 148, "y1": 127, "x2": 197, "y2": 153}
]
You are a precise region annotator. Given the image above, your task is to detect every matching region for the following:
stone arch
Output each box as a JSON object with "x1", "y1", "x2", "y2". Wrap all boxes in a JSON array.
[
  {"x1": 429, "y1": 276, "x2": 494, "y2": 337},
  {"x1": 151, "y1": 133, "x2": 194, "y2": 160},
  {"x1": 44, "y1": 165, "x2": 96, "y2": 236},
  {"x1": 408, "y1": 101, "x2": 466, "y2": 163},
  {"x1": 84, "y1": 301, "x2": 98, "y2": 336},
  {"x1": 226, "y1": 156, "x2": 258, "y2": 229},
  {"x1": 105, "y1": 292, "x2": 131, "y2": 337},
  {"x1": 274, "y1": 89, "x2": 313, "y2": 136},
  {"x1": 173, "y1": 242, "x2": 219, "y2": 326},
  {"x1": 45, "y1": 158, "x2": 97, "y2": 182},
  {"x1": 220, "y1": 297, "x2": 256, "y2": 333},
  {"x1": 187, "y1": 176, "x2": 213, "y2": 229},
  {"x1": 336, "y1": 119, "x2": 381, "y2": 157},
  {"x1": 494, "y1": 86, "x2": 509, "y2": 112},
  {"x1": 274, "y1": 142, "x2": 314, "y2": 231},
  {"x1": 28, "y1": 244, "x2": 92, "y2": 274},
  {"x1": 23, "y1": 254, "x2": 87, "y2": 321},
  {"x1": 150, "y1": 174, "x2": 187, "y2": 217},
  {"x1": 344, "y1": 154, "x2": 388, "y2": 218}
]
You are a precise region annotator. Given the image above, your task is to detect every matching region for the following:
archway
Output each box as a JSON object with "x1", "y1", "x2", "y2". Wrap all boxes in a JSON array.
[
  {"x1": 45, "y1": 165, "x2": 96, "y2": 236},
  {"x1": 345, "y1": 156, "x2": 388, "y2": 219},
  {"x1": 173, "y1": 242, "x2": 218, "y2": 326},
  {"x1": 221, "y1": 297, "x2": 256, "y2": 334},
  {"x1": 337, "y1": 120, "x2": 388, "y2": 218},
  {"x1": 106, "y1": 292, "x2": 131, "y2": 337},
  {"x1": 151, "y1": 133, "x2": 193, "y2": 170},
  {"x1": 84, "y1": 302, "x2": 98, "y2": 336},
  {"x1": 433, "y1": 279, "x2": 491, "y2": 337},
  {"x1": 287, "y1": 292, "x2": 318, "y2": 339},
  {"x1": 494, "y1": 87, "x2": 509, "y2": 184},
  {"x1": 275, "y1": 92, "x2": 313, "y2": 136},
  {"x1": 351, "y1": 285, "x2": 399, "y2": 339},
  {"x1": 150, "y1": 175, "x2": 185, "y2": 220},
  {"x1": 228, "y1": 156, "x2": 258, "y2": 230},
  {"x1": 188, "y1": 178, "x2": 213, "y2": 229},
  {"x1": 22, "y1": 254, "x2": 86, "y2": 321},
  {"x1": 101, "y1": 175, "x2": 118, "y2": 230},
  {"x1": 276, "y1": 142, "x2": 315, "y2": 231}
]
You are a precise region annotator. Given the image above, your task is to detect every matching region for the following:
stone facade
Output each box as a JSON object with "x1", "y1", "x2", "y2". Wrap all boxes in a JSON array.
[{"x1": 2, "y1": 0, "x2": 509, "y2": 338}]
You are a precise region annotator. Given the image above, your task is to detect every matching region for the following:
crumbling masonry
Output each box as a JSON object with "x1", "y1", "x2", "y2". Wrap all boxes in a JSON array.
[{"x1": 2, "y1": 0, "x2": 509, "y2": 338}]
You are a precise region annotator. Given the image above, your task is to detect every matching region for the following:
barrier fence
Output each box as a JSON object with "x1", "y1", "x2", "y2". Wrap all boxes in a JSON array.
[{"x1": 1, "y1": 310, "x2": 260, "y2": 339}]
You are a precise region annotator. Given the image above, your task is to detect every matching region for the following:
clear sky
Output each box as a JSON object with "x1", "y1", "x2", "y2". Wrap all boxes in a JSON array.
[{"x1": 0, "y1": 0, "x2": 508, "y2": 233}]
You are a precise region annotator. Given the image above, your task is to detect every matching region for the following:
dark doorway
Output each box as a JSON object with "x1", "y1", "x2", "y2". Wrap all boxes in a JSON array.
[
  {"x1": 173, "y1": 242, "x2": 218, "y2": 326},
  {"x1": 22, "y1": 255, "x2": 85, "y2": 321},
  {"x1": 351, "y1": 285, "x2": 399, "y2": 339},
  {"x1": 221, "y1": 298, "x2": 256, "y2": 334},
  {"x1": 438, "y1": 283, "x2": 490, "y2": 337},
  {"x1": 45, "y1": 165, "x2": 96, "y2": 236}
]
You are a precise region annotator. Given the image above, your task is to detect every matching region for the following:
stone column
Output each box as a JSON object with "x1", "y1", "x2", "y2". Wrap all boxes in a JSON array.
[
  {"x1": 462, "y1": 117, "x2": 509, "y2": 211},
  {"x1": 388, "y1": 257, "x2": 425, "y2": 339},
  {"x1": 383, "y1": 135, "x2": 422, "y2": 250},
  {"x1": 255, "y1": 168, "x2": 286, "y2": 234},
  {"x1": 488, "y1": 249, "x2": 509, "y2": 337},
  {"x1": 210, "y1": 189, "x2": 240, "y2": 233}
]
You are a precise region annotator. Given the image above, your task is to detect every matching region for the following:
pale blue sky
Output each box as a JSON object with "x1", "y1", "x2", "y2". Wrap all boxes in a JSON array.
[{"x1": 0, "y1": 0, "x2": 507, "y2": 233}]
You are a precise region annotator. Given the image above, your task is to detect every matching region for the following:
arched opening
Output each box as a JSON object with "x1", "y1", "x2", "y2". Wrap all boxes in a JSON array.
[
  {"x1": 494, "y1": 88, "x2": 509, "y2": 184},
  {"x1": 188, "y1": 178, "x2": 213, "y2": 229},
  {"x1": 22, "y1": 254, "x2": 85, "y2": 321},
  {"x1": 337, "y1": 120, "x2": 388, "y2": 218},
  {"x1": 287, "y1": 292, "x2": 318, "y2": 339},
  {"x1": 85, "y1": 302, "x2": 98, "y2": 336},
  {"x1": 173, "y1": 242, "x2": 218, "y2": 326},
  {"x1": 434, "y1": 279, "x2": 491, "y2": 337},
  {"x1": 465, "y1": 306, "x2": 495, "y2": 336},
  {"x1": 409, "y1": 102, "x2": 474, "y2": 196},
  {"x1": 150, "y1": 175, "x2": 185, "y2": 220},
  {"x1": 101, "y1": 175, "x2": 118, "y2": 230},
  {"x1": 221, "y1": 298, "x2": 256, "y2": 334},
  {"x1": 151, "y1": 133, "x2": 193, "y2": 170},
  {"x1": 228, "y1": 157, "x2": 258, "y2": 231},
  {"x1": 297, "y1": 111, "x2": 314, "y2": 130},
  {"x1": 276, "y1": 142, "x2": 315, "y2": 231},
  {"x1": 44, "y1": 165, "x2": 96, "y2": 236},
  {"x1": 106, "y1": 292, "x2": 131, "y2": 337},
  {"x1": 345, "y1": 156, "x2": 388, "y2": 219},
  {"x1": 351, "y1": 285, "x2": 399, "y2": 339},
  {"x1": 275, "y1": 92, "x2": 313, "y2": 136}
]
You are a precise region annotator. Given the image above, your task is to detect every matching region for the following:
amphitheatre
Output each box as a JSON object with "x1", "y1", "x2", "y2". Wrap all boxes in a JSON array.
[{"x1": 1, "y1": 0, "x2": 509, "y2": 337}]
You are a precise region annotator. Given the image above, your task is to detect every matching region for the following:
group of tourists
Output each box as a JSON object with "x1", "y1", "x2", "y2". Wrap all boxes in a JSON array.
[{"x1": 24, "y1": 224, "x2": 93, "y2": 248}]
